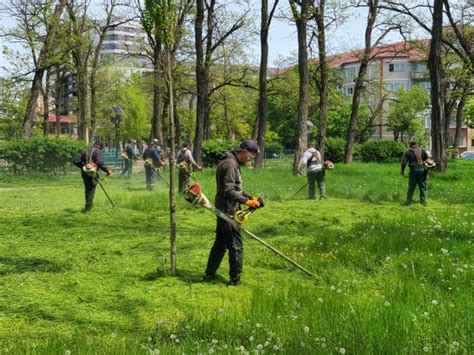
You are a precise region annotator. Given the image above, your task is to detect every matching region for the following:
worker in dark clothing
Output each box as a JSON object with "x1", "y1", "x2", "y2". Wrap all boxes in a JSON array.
[
  {"x1": 73, "y1": 141, "x2": 112, "y2": 212},
  {"x1": 121, "y1": 139, "x2": 139, "y2": 179},
  {"x1": 203, "y1": 139, "x2": 261, "y2": 286},
  {"x1": 176, "y1": 142, "x2": 202, "y2": 194},
  {"x1": 143, "y1": 138, "x2": 162, "y2": 191},
  {"x1": 401, "y1": 141, "x2": 429, "y2": 206}
]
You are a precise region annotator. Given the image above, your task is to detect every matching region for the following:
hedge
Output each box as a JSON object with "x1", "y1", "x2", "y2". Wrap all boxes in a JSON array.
[
  {"x1": 360, "y1": 140, "x2": 406, "y2": 162},
  {"x1": 0, "y1": 138, "x2": 87, "y2": 175}
]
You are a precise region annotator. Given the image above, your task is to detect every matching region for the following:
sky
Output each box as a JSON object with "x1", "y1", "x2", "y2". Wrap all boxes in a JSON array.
[{"x1": 0, "y1": 2, "x2": 425, "y2": 76}]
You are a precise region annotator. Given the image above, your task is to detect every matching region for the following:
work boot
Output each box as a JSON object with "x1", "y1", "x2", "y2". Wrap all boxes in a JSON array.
[
  {"x1": 202, "y1": 274, "x2": 215, "y2": 282},
  {"x1": 320, "y1": 196, "x2": 327, "y2": 200},
  {"x1": 81, "y1": 208, "x2": 91, "y2": 213},
  {"x1": 421, "y1": 201, "x2": 427, "y2": 206},
  {"x1": 226, "y1": 279, "x2": 241, "y2": 286}
]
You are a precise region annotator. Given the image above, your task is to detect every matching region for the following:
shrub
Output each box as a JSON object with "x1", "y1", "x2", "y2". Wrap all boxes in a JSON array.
[
  {"x1": 0, "y1": 137, "x2": 87, "y2": 174},
  {"x1": 325, "y1": 137, "x2": 346, "y2": 163},
  {"x1": 360, "y1": 140, "x2": 406, "y2": 162},
  {"x1": 201, "y1": 139, "x2": 237, "y2": 167}
]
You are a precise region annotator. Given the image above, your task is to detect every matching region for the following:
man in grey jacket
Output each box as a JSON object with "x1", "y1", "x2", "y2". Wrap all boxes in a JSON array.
[
  {"x1": 203, "y1": 140, "x2": 261, "y2": 286},
  {"x1": 297, "y1": 143, "x2": 326, "y2": 200}
]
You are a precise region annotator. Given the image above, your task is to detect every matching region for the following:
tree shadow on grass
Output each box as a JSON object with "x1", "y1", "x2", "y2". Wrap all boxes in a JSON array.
[
  {"x1": 141, "y1": 268, "x2": 227, "y2": 285},
  {"x1": 0, "y1": 257, "x2": 68, "y2": 275}
]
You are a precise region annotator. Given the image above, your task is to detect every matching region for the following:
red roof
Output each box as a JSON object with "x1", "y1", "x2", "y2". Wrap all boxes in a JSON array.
[
  {"x1": 48, "y1": 114, "x2": 77, "y2": 123},
  {"x1": 312, "y1": 40, "x2": 429, "y2": 68}
]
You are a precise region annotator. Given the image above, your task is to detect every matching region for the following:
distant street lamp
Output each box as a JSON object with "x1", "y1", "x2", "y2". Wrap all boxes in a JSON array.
[{"x1": 111, "y1": 106, "x2": 123, "y2": 157}]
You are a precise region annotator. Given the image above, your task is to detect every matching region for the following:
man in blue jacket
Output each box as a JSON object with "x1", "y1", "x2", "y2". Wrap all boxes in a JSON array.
[{"x1": 143, "y1": 139, "x2": 162, "y2": 191}]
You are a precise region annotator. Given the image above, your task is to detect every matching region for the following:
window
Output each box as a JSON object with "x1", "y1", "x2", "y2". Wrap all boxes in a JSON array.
[
  {"x1": 125, "y1": 35, "x2": 134, "y2": 42},
  {"x1": 388, "y1": 82, "x2": 405, "y2": 91},
  {"x1": 472, "y1": 139, "x2": 474, "y2": 147},
  {"x1": 421, "y1": 82, "x2": 431, "y2": 91},
  {"x1": 102, "y1": 43, "x2": 117, "y2": 50},
  {"x1": 106, "y1": 34, "x2": 118, "y2": 41},
  {"x1": 343, "y1": 67, "x2": 357, "y2": 79},
  {"x1": 389, "y1": 63, "x2": 405, "y2": 72},
  {"x1": 346, "y1": 86, "x2": 354, "y2": 95},
  {"x1": 412, "y1": 62, "x2": 427, "y2": 72}
]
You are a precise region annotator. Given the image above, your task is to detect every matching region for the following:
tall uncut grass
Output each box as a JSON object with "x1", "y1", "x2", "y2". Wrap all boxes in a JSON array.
[{"x1": 0, "y1": 158, "x2": 472, "y2": 353}]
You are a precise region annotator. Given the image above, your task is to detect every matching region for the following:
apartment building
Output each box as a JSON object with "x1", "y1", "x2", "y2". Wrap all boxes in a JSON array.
[
  {"x1": 98, "y1": 20, "x2": 152, "y2": 74},
  {"x1": 329, "y1": 40, "x2": 472, "y2": 152}
]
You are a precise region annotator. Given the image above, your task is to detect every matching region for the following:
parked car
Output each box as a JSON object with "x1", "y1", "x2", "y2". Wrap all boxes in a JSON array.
[{"x1": 460, "y1": 151, "x2": 474, "y2": 159}]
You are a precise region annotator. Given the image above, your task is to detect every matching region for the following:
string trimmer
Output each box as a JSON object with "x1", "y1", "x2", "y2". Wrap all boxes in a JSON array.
[
  {"x1": 95, "y1": 174, "x2": 115, "y2": 208},
  {"x1": 184, "y1": 182, "x2": 315, "y2": 278},
  {"x1": 234, "y1": 197, "x2": 265, "y2": 223}
]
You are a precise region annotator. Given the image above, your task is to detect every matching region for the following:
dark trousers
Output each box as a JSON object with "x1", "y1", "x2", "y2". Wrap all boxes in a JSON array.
[
  {"x1": 121, "y1": 159, "x2": 133, "y2": 178},
  {"x1": 308, "y1": 169, "x2": 326, "y2": 199},
  {"x1": 145, "y1": 166, "x2": 156, "y2": 190},
  {"x1": 81, "y1": 172, "x2": 97, "y2": 210},
  {"x1": 178, "y1": 169, "x2": 190, "y2": 194},
  {"x1": 205, "y1": 218, "x2": 243, "y2": 281},
  {"x1": 407, "y1": 167, "x2": 427, "y2": 203}
]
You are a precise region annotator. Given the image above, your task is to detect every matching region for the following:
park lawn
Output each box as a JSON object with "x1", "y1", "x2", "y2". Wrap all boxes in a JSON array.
[{"x1": 0, "y1": 160, "x2": 472, "y2": 354}]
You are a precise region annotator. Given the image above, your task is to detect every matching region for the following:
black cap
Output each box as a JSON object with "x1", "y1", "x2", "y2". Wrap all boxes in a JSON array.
[{"x1": 234, "y1": 139, "x2": 259, "y2": 154}]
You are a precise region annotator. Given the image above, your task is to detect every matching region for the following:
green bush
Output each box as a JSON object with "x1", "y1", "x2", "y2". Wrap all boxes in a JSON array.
[
  {"x1": 325, "y1": 137, "x2": 347, "y2": 163},
  {"x1": 201, "y1": 139, "x2": 237, "y2": 167},
  {"x1": 360, "y1": 140, "x2": 406, "y2": 162},
  {"x1": 0, "y1": 137, "x2": 87, "y2": 174}
]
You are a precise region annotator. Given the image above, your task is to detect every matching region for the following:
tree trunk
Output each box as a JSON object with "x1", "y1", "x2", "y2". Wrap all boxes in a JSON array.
[
  {"x1": 193, "y1": 0, "x2": 205, "y2": 163},
  {"x1": 315, "y1": 0, "x2": 328, "y2": 161},
  {"x1": 164, "y1": 48, "x2": 177, "y2": 274},
  {"x1": 89, "y1": 70, "x2": 98, "y2": 142},
  {"x1": 344, "y1": 0, "x2": 377, "y2": 163},
  {"x1": 21, "y1": 0, "x2": 67, "y2": 137},
  {"x1": 453, "y1": 89, "x2": 467, "y2": 155},
  {"x1": 76, "y1": 65, "x2": 88, "y2": 141},
  {"x1": 151, "y1": 41, "x2": 164, "y2": 146},
  {"x1": 55, "y1": 68, "x2": 63, "y2": 136},
  {"x1": 290, "y1": 0, "x2": 310, "y2": 175},
  {"x1": 254, "y1": 0, "x2": 270, "y2": 168},
  {"x1": 42, "y1": 68, "x2": 51, "y2": 136},
  {"x1": 428, "y1": 0, "x2": 447, "y2": 172}
]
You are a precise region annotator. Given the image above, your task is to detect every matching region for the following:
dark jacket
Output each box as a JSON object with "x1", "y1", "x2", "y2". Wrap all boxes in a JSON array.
[
  {"x1": 73, "y1": 148, "x2": 110, "y2": 173},
  {"x1": 143, "y1": 146, "x2": 161, "y2": 168},
  {"x1": 215, "y1": 152, "x2": 252, "y2": 215},
  {"x1": 401, "y1": 148, "x2": 429, "y2": 173}
]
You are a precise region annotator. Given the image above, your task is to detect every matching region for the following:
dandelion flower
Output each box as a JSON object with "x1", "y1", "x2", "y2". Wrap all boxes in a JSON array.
[
  {"x1": 65, "y1": 351, "x2": 71, "y2": 355},
  {"x1": 318, "y1": 298, "x2": 324, "y2": 303},
  {"x1": 211, "y1": 339, "x2": 218, "y2": 344},
  {"x1": 256, "y1": 323, "x2": 261, "y2": 328},
  {"x1": 339, "y1": 348, "x2": 346, "y2": 354},
  {"x1": 423, "y1": 346, "x2": 430, "y2": 352},
  {"x1": 256, "y1": 344, "x2": 263, "y2": 350},
  {"x1": 452, "y1": 341, "x2": 459, "y2": 347},
  {"x1": 170, "y1": 334, "x2": 177, "y2": 340},
  {"x1": 208, "y1": 349, "x2": 215, "y2": 354},
  {"x1": 384, "y1": 301, "x2": 390, "y2": 307},
  {"x1": 431, "y1": 300, "x2": 438, "y2": 305},
  {"x1": 330, "y1": 285, "x2": 336, "y2": 291},
  {"x1": 304, "y1": 326, "x2": 310, "y2": 334},
  {"x1": 249, "y1": 336, "x2": 254, "y2": 342}
]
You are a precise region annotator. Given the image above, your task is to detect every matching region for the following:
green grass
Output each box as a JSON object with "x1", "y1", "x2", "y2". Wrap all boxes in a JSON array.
[{"x1": 0, "y1": 159, "x2": 473, "y2": 354}]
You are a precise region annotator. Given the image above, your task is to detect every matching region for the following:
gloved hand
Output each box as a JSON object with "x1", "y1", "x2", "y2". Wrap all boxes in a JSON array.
[
  {"x1": 245, "y1": 198, "x2": 261, "y2": 209},
  {"x1": 106, "y1": 169, "x2": 112, "y2": 176}
]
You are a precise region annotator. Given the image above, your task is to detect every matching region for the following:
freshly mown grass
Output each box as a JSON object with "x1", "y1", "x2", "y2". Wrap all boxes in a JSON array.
[{"x1": 0, "y1": 158, "x2": 472, "y2": 354}]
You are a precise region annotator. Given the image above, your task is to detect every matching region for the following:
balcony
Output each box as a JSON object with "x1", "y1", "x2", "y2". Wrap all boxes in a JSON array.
[{"x1": 411, "y1": 71, "x2": 428, "y2": 79}]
